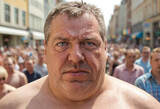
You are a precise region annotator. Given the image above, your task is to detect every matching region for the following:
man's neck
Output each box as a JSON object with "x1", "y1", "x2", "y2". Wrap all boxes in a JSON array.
[
  {"x1": 38, "y1": 62, "x2": 44, "y2": 66},
  {"x1": 28, "y1": 69, "x2": 33, "y2": 74},
  {"x1": 142, "y1": 58, "x2": 148, "y2": 62},
  {"x1": 126, "y1": 63, "x2": 134, "y2": 72}
]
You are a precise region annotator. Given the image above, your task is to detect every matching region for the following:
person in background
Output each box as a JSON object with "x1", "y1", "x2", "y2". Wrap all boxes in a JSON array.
[
  {"x1": 34, "y1": 50, "x2": 48, "y2": 77},
  {"x1": 113, "y1": 49, "x2": 144, "y2": 84},
  {"x1": 0, "y1": 2, "x2": 159, "y2": 109},
  {"x1": 134, "y1": 48, "x2": 141, "y2": 59},
  {"x1": 135, "y1": 47, "x2": 160, "y2": 102},
  {"x1": 118, "y1": 48, "x2": 126, "y2": 64},
  {"x1": 135, "y1": 46, "x2": 151, "y2": 73},
  {"x1": 108, "y1": 51, "x2": 120, "y2": 76},
  {"x1": 0, "y1": 66, "x2": 16, "y2": 99},
  {"x1": 18, "y1": 56, "x2": 25, "y2": 72},
  {"x1": 24, "y1": 59, "x2": 41, "y2": 83},
  {"x1": 3, "y1": 57, "x2": 28, "y2": 88}
]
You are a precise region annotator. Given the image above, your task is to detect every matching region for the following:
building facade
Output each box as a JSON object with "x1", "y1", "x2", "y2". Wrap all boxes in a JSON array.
[
  {"x1": 0, "y1": 0, "x2": 28, "y2": 47},
  {"x1": 108, "y1": 5, "x2": 120, "y2": 42},
  {"x1": 28, "y1": 0, "x2": 45, "y2": 47},
  {"x1": 116, "y1": 0, "x2": 127, "y2": 42}
]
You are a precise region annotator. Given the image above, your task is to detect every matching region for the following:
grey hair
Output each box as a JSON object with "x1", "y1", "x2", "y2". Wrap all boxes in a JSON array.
[{"x1": 44, "y1": 1, "x2": 106, "y2": 45}]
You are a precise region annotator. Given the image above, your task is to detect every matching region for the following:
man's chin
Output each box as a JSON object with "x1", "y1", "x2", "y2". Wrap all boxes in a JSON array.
[{"x1": 61, "y1": 81, "x2": 94, "y2": 100}]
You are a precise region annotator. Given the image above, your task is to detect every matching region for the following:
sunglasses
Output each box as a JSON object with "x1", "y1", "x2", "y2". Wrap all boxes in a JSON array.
[{"x1": 0, "y1": 77, "x2": 6, "y2": 81}]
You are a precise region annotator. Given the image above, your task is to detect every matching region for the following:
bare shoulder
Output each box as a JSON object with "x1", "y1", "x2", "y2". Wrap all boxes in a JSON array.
[
  {"x1": 106, "y1": 75, "x2": 160, "y2": 109},
  {"x1": 0, "y1": 76, "x2": 48, "y2": 109},
  {"x1": 15, "y1": 70, "x2": 26, "y2": 77}
]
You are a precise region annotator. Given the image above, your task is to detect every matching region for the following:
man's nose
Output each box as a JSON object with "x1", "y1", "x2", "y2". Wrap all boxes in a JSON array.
[{"x1": 68, "y1": 45, "x2": 85, "y2": 63}]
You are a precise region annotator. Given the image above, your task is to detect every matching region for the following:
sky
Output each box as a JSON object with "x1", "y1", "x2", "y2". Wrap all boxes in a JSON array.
[{"x1": 66, "y1": 0, "x2": 121, "y2": 28}]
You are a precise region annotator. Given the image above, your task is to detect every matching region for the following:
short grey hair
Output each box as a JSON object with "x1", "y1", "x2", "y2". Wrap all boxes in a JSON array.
[{"x1": 44, "y1": 1, "x2": 106, "y2": 45}]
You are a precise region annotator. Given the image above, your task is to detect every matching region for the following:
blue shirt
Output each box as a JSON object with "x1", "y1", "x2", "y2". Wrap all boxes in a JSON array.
[
  {"x1": 24, "y1": 70, "x2": 41, "y2": 83},
  {"x1": 135, "y1": 73, "x2": 160, "y2": 102},
  {"x1": 135, "y1": 57, "x2": 151, "y2": 73}
]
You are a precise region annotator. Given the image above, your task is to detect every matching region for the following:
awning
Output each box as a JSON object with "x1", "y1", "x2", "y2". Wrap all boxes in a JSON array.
[
  {"x1": 130, "y1": 32, "x2": 143, "y2": 39},
  {"x1": 0, "y1": 26, "x2": 29, "y2": 37},
  {"x1": 32, "y1": 31, "x2": 44, "y2": 40}
]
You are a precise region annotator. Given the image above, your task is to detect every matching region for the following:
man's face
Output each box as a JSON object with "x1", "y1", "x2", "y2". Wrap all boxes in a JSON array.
[
  {"x1": 3, "y1": 59, "x2": 14, "y2": 73},
  {"x1": 45, "y1": 13, "x2": 107, "y2": 101},
  {"x1": 142, "y1": 49, "x2": 150, "y2": 60},
  {"x1": 25, "y1": 60, "x2": 34, "y2": 72},
  {"x1": 125, "y1": 52, "x2": 136, "y2": 66},
  {"x1": 150, "y1": 52, "x2": 160, "y2": 76},
  {"x1": 38, "y1": 52, "x2": 45, "y2": 62}
]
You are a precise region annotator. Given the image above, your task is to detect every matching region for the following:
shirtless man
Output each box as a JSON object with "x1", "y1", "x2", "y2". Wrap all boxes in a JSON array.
[
  {"x1": 0, "y1": 66, "x2": 16, "y2": 99},
  {"x1": 3, "y1": 57, "x2": 27, "y2": 88},
  {"x1": 0, "y1": 2, "x2": 159, "y2": 109}
]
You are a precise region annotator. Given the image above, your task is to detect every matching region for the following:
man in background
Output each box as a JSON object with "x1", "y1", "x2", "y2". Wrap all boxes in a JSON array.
[
  {"x1": 135, "y1": 47, "x2": 160, "y2": 102},
  {"x1": 135, "y1": 46, "x2": 151, "y2": 73},
  {"x1": 113, "y1": 49, "x2": 144, "y2": 84}
]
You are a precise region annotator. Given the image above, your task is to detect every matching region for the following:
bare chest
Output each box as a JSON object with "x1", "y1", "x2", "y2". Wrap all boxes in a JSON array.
[{"x1": 7, "y1": 74, "x2": 21, "y2": 88}]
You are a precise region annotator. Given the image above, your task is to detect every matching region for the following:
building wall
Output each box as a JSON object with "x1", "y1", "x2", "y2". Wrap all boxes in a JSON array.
[
  {"x1": 28, "y1": 0, "x2": 44, "y2": 32},
  {"x1": 108, "y1": 6, "x2": 120, "y2": 40},
  {"x1": 127, "y1": 0, "x2": 131, "y2": 29},
  {"x1": 44, "y1": 0, "x2": 56, "y2": 22},
  {"x1": 131, "y1": 0, "x2": 144, "y2": 26},
  {"x1": 118, "y1": 2, "x2": 127, "y2": 34},
  {"x1": 2, "y1": 0, "x2": 28, "y2": 29}
]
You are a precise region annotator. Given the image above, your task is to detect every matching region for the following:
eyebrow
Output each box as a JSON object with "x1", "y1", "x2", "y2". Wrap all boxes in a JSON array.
[
  {"x1": 52, "y1": 34, "x2": 101, "y2": 42},
  {"x1": 52, "y1": 36, "x2": 69, "y2": 41}
]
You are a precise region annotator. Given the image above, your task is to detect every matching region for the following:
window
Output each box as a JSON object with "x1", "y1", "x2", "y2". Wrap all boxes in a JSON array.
[
  {"x1": 22, "y1": 11, "x2": 26, "y2": 26},
  {"x1": 15, "y1": 8, "x2": 19, "y2": 24},
  {"x1": 5, "y1": 4, "x2": 10, "y2": 23}
]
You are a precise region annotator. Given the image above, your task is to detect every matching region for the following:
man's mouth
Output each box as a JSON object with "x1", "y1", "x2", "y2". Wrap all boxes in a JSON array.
[{"x1": 62, "y1": 70, "x2": 90, "y2": 82}]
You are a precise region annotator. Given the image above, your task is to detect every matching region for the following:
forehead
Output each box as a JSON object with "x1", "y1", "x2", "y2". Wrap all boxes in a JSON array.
[
  {"x1": 127, "y1": 51, "x2": 135, "y2": 56},
  {"x1": 142, "y1": 48, "x2": 150, "y2": 52},
  {"x1": 152, "y1": 52, "x2": 160, "y2": 59},
  {"x1": 49, "y1": 13, "x2": 101, "y2": 40}
]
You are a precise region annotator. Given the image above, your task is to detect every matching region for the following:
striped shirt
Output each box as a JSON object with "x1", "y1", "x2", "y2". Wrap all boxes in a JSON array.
[{"x1": 135, "y1": 73, "x2": 160, "y2": 102}]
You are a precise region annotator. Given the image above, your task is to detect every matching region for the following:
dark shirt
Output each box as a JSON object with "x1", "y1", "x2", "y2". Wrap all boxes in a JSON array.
[{"x1": 23, "y1": 70, "x2": 41, "y2": 83}]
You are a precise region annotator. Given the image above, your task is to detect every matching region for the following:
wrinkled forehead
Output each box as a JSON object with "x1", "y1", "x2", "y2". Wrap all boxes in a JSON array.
[
  {"x1": 51, "y1": 13, "x2": 99, "y2": 29},
  {"x1": 50, "y1": 13, "x2": 101, "y2": 39},
  {"x1": 152, "y1": 52, "x2": 160, "y2": 58}
]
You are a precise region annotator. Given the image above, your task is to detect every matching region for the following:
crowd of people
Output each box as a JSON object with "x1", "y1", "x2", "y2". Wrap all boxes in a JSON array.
[
  {"x1": 0, "y1": 45, "x2": 48, "y2": 98},
  {"x1": 107, "y1": 43, "x2": 160, "y2": 102},
  {"x1": 0, "y1": 1, "x2": 159, "y2": 109}
]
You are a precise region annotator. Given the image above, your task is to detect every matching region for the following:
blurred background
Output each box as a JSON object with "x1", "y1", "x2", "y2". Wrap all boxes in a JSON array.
[{"x1": 0, "y1": 0, "x2": 159, "y2": 49}]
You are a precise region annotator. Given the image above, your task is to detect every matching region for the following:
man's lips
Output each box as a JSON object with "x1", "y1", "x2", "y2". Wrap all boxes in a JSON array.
[
  {"x1": 62, "y1": 71, "x2": 90, "y2": 82},
  {"x1": 64, "y1": 71, "x2": 89, "y2": 77}
]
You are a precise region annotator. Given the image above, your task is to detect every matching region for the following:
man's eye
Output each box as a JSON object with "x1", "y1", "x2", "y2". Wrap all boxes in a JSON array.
[
  {"x1": 85, "y1": 42, "x2": 95, "y2": 46},
  {"x1": 57, "y1": 42, "x2": 67, "y2": 46},
  {"x1": 54, "y1": 42, "x2": 69, "y2": 51},
  {"x1": 82, "y1": 42, "x2": 97, "y2": 50}
]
